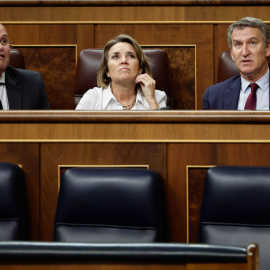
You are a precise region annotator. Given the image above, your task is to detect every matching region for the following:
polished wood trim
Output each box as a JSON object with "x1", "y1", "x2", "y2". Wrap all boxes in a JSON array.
[
  {"x1": 247, "y1": 243, "x2": 260, "y2": 270},
  {"x1": 2, "y1": 111, "x2": 270, "y2": 123},
  {"x1": 0, "y1": 0, "x2": 269, "y2": 6},
  {"x1": 0, "y1": 21, "x2": 265, "y2": 24},
  {"x1": 186, "y1": 165, "x2": 215, "y2": 243}
]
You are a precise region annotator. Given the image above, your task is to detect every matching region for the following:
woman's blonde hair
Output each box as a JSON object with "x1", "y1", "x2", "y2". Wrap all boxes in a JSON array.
[{"x1": 97, "y1": 34, "x2": 153, "y2": 88}]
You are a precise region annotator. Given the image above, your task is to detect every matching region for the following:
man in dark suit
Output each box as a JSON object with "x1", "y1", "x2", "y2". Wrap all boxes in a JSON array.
[
  {"x1": 0, "y1": 23, "x2": 49, "y2": 110},
  {"x1": 203, "y1": 17, "x2": 270, "y2": 110}
]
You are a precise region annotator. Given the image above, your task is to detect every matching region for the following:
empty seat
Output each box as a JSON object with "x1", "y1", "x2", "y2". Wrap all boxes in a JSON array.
[
  {"x1": 54, "y1": 168, "x2": 167, "y2": 243},
  {"x1": 199, "y1": 166, "x2": 270, "y2": 270},
  {"x1": 0, "y1": 162, "x2": 28, "y2": 240}
]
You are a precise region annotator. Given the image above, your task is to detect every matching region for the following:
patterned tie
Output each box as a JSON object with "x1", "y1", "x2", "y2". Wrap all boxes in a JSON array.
[{"x1": 244, "y1": 83, "x2": 259, "y2": 110}]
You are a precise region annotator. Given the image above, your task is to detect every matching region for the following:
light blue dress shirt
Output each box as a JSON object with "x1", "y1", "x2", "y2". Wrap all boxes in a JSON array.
[{"x1": 237, "y1": 69, "x2": 269, "y2": 110}]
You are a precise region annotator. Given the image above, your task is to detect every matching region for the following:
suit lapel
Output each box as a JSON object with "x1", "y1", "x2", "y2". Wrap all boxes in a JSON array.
[
  {"x1": 5, "y1": 67, "x2": 22, "y2": 109},
  {"x1": 224, "y1": 76, "x2": 241, "y2": 109}
]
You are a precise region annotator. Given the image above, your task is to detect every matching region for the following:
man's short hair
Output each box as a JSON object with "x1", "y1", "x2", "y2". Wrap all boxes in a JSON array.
[{"x1": 227, "y1": 17, "x2": 270, "y2": 49}]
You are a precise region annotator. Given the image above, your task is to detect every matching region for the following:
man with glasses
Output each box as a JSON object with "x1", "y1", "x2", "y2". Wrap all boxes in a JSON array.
[{"x1": 0, "y1": 23, "x2": 49, "y2": 110}]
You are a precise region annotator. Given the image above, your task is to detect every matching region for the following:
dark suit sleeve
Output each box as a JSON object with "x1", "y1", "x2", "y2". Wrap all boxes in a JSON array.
[
  {"x1": 202, "y1": 87, "x2": 211, "y2": 109},
  {"x1": 37, "y1": 73, "x2": 50, "y2": 109}
]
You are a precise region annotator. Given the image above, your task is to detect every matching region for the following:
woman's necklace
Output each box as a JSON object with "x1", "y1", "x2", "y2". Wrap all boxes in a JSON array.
[
  {"x1": 111, "y1": 87, "x2": 137, "y2": 110},
  {"x1": 122, "y1": 96, "x2": 136, "y2": 110}
]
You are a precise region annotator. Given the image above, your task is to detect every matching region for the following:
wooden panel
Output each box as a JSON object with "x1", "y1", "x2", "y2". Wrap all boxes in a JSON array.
[
  {"x1": 1, "y1": 4, "x2": 270, "y2": 22},
  {"x1": 0, "y1": 144, "x2": 39, "y2": 240},
  {"x1": 76, "y1": 25, "x2": 95, "y2": 52},
  {"x1": 165, "y1": 47, "x2": 195, "y2": 109},
  {"x1": 0, "y1": 6, "x2": 186, "y2": 21},
  {"x1": 185, "y1": 6, "x2": 270, "y2": 21},
  {"x1": 148, "y1": 46, "x2": 195, "y2": 110},
  {"x1": 39, "y1": 24, "x2": 77, "y2": 44},
  {"x1": 187, "y1": 167, "x2": 210, "y2": 243},
  {"x1": 40, "y1": 143, "x2": 166, "y2": 241},
  {"x1": 95, "y1": 24, "x2": 213, "y2": 109},
  {"x1": 14, "y1": 46, "x2": 76, "y2": 109},
  {"x1": 5, "y1": 25, "x2": 40, "y2": 44},
  {"x1": 5, "y1": 24, "x2": 94, "y2": 49},
  {"x1": 216, "y1": 24, "x2": 231, "y2": 58}
]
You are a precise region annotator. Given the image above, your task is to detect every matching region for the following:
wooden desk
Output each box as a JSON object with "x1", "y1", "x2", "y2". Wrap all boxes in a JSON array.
[{"x1": 0, "y1": 110, "x2": 269, "y2": 242}]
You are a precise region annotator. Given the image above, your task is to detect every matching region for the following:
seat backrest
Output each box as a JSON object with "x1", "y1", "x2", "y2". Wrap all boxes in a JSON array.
[
  {"x1": 73, "y1": 48, "x2": 173, "y2": 108},
  {"x1": 0, "y1": 162, "x2": 28, "y2": 240},
  {"x1": 9, "y1": 49, "x2": 25, "y2": 69},
  {"x1": 199, "y1": 166, "x2": 270, "y2": 270},
  {"x1": 54, "y1": 168, "x2": 167, "y2": 243},
  {"x1": 218, "y1": 51, "x2": 270, "y2": 82}
]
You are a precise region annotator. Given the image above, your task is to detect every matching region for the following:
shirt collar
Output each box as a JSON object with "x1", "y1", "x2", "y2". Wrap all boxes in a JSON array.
[
  {"x1": 102, "y1": 85, "x2": 149, "y2": 110},
  {"x1": 241, "y1": 68, "x2": 269, "y2": 93},
  {"x1": 0, "y1": 72, "x2": 5, "y2": 84},
  {"x1": 101, "y1": 84, "x2": 117, "y2": 109},
  {"x1": 136, "y1": 88, "x2": 149, "y2": 108}
]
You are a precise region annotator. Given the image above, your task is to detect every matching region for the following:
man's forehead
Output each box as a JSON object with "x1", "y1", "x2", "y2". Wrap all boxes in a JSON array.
[
  {"x1": 232, "y1": 27, "x2": 262, "y2": 40},
  {"x1": 232, "y1": 27, "x2": 263, "y2": 42}
]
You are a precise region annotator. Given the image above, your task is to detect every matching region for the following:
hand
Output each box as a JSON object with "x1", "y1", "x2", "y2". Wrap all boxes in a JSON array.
[{"x1": 135, "y1": 73, "x2": 159, "y2": 109}]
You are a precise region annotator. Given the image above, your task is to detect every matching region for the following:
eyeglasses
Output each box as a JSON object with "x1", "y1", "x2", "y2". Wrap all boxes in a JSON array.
[{"x1": 0, "y1": 38, "x2": 13, "y2": 48}]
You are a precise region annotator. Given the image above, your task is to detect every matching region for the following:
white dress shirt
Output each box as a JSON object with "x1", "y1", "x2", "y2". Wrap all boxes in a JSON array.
[
  {"x1": 237, "y1": 69, "x2": 269, "y2": 110},
  {"x1": 75, "y1": 84, "x2": 167, "y2": 110},
  {"x1": 0, "y1": 72, "x2": 9, "y2": 110}
]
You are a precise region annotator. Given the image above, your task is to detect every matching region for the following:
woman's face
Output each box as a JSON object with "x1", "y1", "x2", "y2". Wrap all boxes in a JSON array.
[{"x1": 106, "y1": 42, "x2": 142, "y2": 85}]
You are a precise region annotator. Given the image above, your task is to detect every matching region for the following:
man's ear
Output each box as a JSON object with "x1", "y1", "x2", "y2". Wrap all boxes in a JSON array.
[
  {"x1": 266, "y1": 42, "x2": 270, "y2": 57},
  {"x1": 230, "y1": 50, "x2": 236, "y2": 62}
]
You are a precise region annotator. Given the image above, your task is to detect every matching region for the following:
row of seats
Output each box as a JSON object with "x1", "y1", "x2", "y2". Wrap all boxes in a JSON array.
[
  {"x1": 0, "y1": 162, "x2": 268, "y2": 268},
  {"x1": 0, "y1": 163, "x2": 167, "y2": 242},
  {"x1": 10, "y1": 49, "x2": 244, "y2": 109}
]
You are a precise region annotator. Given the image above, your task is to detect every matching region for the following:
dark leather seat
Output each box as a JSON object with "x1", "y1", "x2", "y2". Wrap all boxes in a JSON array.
[
  {"x1": 73, "y1": 49, "x2": 173, "y2": 108},
  {"x1": 0, "y1": 162, "x2": 28, "y2": 240},
  {"x1": 199, "y1": 166, "x2": 270, "y2": 270},
  {"x1": 218, "y1": 51, "x2": 270, "y2": 82},
  {"x1": 9, "y1": 49, "x2": 25, "y2": 69},
  {"x1": 54, "y1": 168, "x2": 167, "y2": 243}
]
